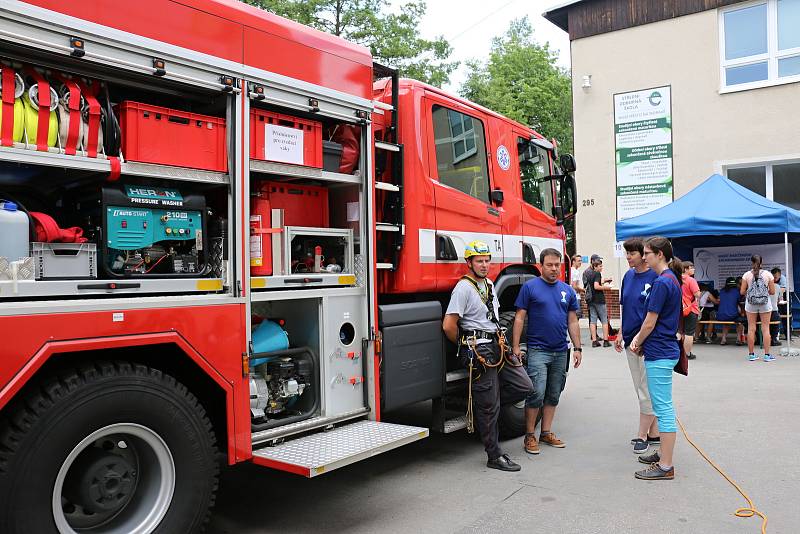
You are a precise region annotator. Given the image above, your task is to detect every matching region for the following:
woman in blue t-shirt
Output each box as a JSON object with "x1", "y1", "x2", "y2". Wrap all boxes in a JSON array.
[{"x1": 629, "y1": 236, "x2": 683, "y2": 481}]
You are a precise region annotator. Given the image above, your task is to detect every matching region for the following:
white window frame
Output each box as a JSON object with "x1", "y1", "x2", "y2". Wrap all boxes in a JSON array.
[
  {"x1": 719, "y1": 0, "x2": 800, "y2": 93},
  {"x1": 718, "y1": 154, "x2": 800, "y2": 204}
]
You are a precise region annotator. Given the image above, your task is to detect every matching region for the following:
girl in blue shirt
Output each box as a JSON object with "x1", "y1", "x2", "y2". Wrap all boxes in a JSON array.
[{"x1": 630, "y1": 236, "x2": 683, "y2": 481}]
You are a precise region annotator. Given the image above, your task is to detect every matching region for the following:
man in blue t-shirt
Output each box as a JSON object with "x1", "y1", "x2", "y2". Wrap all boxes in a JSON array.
[
  {"x1": 512, "y1": 248, "x2": 582, "y2": 455},
  {"x1": 717, "y1": 277, "x2": 745, "y2": 345},
  {"x1": 614, "y1": 238, "x2": 659, "y2": 454}
]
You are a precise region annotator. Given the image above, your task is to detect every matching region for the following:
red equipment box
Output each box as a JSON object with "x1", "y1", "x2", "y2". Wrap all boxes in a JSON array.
[
  {"x1": 118, "y1": 102, "x2": 228, "y2": 172},
  {"x1": 257, "y1": 181, "x2": 329, "y2": 228},
  {"x1": 250, "y1": 109, "x2": 322, "y2": 168}
]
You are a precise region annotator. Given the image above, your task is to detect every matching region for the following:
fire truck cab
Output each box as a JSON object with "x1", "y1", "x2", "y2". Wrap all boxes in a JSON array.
[{"x1": 372, "y1": 76, "x2": 577, "y2": 434}]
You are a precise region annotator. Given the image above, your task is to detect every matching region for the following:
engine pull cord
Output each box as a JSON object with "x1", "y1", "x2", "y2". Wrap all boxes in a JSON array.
[{"x1": 677, "y1": 417, "x2": 768, "y2": 533}]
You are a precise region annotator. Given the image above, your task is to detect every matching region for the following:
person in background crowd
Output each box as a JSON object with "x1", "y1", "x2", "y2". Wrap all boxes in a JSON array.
[
  {"x1": 741, "y1": 255, "x2": 776, "y2": 362},
  {"x1": 443, "y1": 241, "x2": 534, "y2": 472},
  {"x1": 513, "y1": 248, "x2": 582, "y2": 456},
  {"x1": 584, "y1": 256, "x2": 612, "y2": 348},
  {"x1": 716, "y1": 277, "x2": 743, "y2": 345},
  {"x1": 615, "y1": 238, "x2": 660, "y2": 454},
  {"x1": 570, "y1": 254, "x2": 585, "y2": 318},
  {"x1": 696, "y1": 283, "x2": 719, "y2": 344},
  {"x1": 770, "y1": 267, "x2": 787, "y2": 344},
  {"x1": 681, "y1": 262, "x2": 701, "y2": 360},
  {"x1": 630, "y1": 236, "x2": 683, "y2": 481}
]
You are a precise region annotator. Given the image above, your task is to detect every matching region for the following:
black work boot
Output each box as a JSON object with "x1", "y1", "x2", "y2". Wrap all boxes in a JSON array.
[{"x1": 487, "y1": 454, "x2": 521, "y2": 472}]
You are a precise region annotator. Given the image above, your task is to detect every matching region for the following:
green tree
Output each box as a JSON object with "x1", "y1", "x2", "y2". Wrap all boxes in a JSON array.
[
  {"x1": 460, "y1": 17, "x2": 573, "y2": 153},
  {"x1": 242, "y1": 0, "x2": 457, "y2": 87}
]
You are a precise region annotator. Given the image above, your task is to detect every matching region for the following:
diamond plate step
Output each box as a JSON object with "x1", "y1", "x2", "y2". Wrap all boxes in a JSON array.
[
  {"x1": 251, "y1": 420, "x2": 428, "y2": 477},
  {"x1": 442, "y1": 415, "x2": 468, "y2": 433}
]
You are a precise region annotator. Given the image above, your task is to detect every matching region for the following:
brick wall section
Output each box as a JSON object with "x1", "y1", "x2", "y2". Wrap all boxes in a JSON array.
[{"x1": 581, "y1": 288, "x2": 620, "y2": 321}]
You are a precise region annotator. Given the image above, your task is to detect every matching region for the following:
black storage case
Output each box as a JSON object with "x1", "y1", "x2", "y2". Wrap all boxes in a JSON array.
[{"x1": 379, "y1": 301, "x2": 445, "y2": 411}]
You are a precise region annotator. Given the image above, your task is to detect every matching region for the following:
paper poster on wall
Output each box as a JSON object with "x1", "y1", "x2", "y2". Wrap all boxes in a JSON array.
[
  {"x1": 614, "y1": 86, "x2": 673, "y2": 221},
  {"x1": 265, "y1": 124, "x2": 304, "y2": 165},
  {"x1": 693, "y1": 244, "x2": 793, "y2": 291}
]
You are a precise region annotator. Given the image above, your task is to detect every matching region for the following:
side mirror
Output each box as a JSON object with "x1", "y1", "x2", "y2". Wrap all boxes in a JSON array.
[
  {"x1": 553, "y1": 205, "x2": 565, "y2": 224},
  {"x1": 559, "y1": 174, "x2": 577, "y2": 221},
  {"x1": 560, "y1": 153, "x2": 576, "y2": 173},
  {"x1": 490, "y1": 189, "x2": 504, "y2": 205}
]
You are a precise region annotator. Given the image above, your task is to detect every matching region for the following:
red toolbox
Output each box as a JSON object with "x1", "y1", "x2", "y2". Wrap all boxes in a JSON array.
[
  {"x1": 250, "y1": 109, "x2": 322, "y2": 168},
  {"x1": 257, "y1": 181, "x2": 329, "y2": 228},
  {"x1": 118, "y1": 102, "x2": 228, "y2": 172}
]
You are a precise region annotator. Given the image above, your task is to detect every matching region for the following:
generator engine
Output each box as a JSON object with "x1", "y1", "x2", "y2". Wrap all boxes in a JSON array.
[
  {"x1": 249, "y1": 357, "x2": 312, "y2": 420},
  {"x1": 101, "y1": 184, "x2": 207, "y2": 277}
]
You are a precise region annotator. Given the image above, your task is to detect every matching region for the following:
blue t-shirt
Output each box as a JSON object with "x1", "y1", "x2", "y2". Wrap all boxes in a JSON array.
[
  {"x1": 717, "y1": 287, "x2": 740, "y2": 321},
  {"x1": 514, "y1": 277, "x2": 578, "y2": 352},
  {"x1": 642, "y1": 270, "x2": 681, "y2": 361},
  {"x1": 620, "y1": 268, "x2": 659, "y2": 346}
]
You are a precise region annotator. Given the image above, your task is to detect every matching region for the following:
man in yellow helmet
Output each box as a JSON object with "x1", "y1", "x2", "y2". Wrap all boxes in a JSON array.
[{"x1": 443, "y1": 240, "x2": 533, "y2": 472}]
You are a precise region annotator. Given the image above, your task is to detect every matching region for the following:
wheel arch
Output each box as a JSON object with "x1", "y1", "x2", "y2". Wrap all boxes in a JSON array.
[
  {"x1": 495, "y1": 266, "x2": 539, "y2": 311},
  {"x1": 0, "y1": 333, "x2": 234, "y2": 463}
]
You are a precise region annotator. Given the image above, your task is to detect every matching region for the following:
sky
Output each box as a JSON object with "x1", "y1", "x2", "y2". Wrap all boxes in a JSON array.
[{"x1": 414, "y1": 0, "x2": 572, "y2": 92}]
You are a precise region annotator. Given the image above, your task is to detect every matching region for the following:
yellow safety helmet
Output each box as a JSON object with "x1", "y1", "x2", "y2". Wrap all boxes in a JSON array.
[{"x1": 464, "y1": 240, "x2": 491, "y2": 260}]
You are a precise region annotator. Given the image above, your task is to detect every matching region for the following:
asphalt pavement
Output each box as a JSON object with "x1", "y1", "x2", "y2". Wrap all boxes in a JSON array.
[{"x1": 207, "y1": 336, "x2": 800, "y2": 534}]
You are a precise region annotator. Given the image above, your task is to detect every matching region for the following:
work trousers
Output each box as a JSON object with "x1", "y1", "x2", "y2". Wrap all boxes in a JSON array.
[{"x1": 459, "y1": 341, "x2": 534, "y2": 460}]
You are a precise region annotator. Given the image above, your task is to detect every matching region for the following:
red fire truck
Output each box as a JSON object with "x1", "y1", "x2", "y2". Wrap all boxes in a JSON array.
[{"x1": 0, "y1": 1, "x2": 576, "y2": 532}]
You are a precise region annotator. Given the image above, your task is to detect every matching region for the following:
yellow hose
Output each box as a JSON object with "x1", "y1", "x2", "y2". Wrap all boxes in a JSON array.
[{"x1": 677, "y1": 417, "x2": 768, "y2": 533}]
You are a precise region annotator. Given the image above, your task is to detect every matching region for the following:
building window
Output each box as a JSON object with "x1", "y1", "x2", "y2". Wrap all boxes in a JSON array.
[
  {"x1": 725, "y1": 161, "x2": 800, "y2": 209},
  {"x1": 431, "y1": 105, "x2": 489, "y2": 203},
  {"x1": 720, "y1": 0, "x2": 800, "y2": 90},
  {"x1": 447, "y1": 110, "x2": 478, "y2": 163}
]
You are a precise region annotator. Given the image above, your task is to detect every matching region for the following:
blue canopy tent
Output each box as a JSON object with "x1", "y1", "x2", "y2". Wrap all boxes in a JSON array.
[{"x1": 616, "y1": 174, "x2": 800, "y2": 342}]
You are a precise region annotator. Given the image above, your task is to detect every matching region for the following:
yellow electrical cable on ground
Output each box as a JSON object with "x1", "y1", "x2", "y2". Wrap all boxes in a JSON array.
[{"x1": 677, "y1": 417, "x2": 768, "y2": 533}]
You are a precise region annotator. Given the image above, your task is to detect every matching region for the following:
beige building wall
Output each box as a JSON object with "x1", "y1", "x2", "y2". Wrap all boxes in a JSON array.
[{"x1": 570, "y1": 9, "x2": 800, "y2": 283}]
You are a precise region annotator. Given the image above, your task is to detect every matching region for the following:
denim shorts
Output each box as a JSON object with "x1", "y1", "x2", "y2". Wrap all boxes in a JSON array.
[
  {"x1": 588, "y1": 302, "x2": 608, "y2": 325},
  {"x1": 525, "y1": 349, "x2": 569, "y2": 408}
]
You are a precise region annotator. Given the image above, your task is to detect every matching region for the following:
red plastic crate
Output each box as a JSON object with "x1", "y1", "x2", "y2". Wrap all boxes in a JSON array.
[
  {"x1": 250, "y1": 109, "x2": 322, "y2": 168},
  {"x1": 118, "y1": 102, "x2": 228, "y2": 172},
  {"x1": 257, "y1": 181, "x2": 328, "y2": 228}
]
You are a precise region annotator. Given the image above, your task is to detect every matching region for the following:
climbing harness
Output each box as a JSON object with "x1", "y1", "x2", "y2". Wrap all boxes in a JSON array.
[{"x1": 457, "y1": 274, "x2": 525, "y2": 433}]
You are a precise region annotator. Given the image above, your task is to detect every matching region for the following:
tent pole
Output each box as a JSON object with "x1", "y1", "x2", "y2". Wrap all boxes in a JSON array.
[{"x1": 786, "y1": 232, "x2": 791, "y2": 349}]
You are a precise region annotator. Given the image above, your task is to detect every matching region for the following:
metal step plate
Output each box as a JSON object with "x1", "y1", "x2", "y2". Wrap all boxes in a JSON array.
[
  {"x1": 442, "y1": 415, "x2": 468, "y2": 434},
  {"x1": 251, "y1": 420, "x2": 428, "y2": 477}
]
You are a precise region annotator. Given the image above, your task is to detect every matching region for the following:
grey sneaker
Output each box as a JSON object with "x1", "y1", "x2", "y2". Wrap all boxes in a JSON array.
[
  {"x1": 635, "y1": 463, "x2": 674, "y2": 480},
  {"x1": 638, "y1": 450, "x2": 660, "y2": 464}
]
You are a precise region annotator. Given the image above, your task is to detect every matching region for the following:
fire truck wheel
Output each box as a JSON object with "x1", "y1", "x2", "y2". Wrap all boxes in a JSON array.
[
  {"x1": 0, "y1": 361, "x2": 219, "y2": 534},
  {"x1": 498, "y1": 311, "x2": 528, "y2": 439}
]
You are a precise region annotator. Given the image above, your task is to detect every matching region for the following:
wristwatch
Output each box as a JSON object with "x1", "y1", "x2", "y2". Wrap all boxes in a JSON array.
[{"x1": 573, "y1": 347, "x2": 583, "y2": 352}]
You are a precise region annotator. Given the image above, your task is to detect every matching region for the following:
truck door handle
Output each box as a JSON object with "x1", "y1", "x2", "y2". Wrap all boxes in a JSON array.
[
  {"x1": 436, "y1": 235, "x2": 458, "y2": 261},
  {"x1": 487, "y1": 206, "x2": 499, "y2": 217},
  {"x1": 522, "y1": 243, "x2": 535, "y2": 264}
]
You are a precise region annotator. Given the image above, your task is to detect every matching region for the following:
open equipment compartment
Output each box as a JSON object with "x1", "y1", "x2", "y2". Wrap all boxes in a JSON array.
[
  {"x1": 0, "y1": 49, "x2": 236, "y2": 300},
  {"x1": 248, "y1": 97, "x2": 367, "y2": 291}
]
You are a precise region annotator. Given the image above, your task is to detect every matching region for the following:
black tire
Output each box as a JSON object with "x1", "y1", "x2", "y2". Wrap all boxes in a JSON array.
[
  {"x1": 498, "y1": 400, "x2": 528, "y2": 439},
  {"x1": 498, "y1": 310, "x2": 528, "y2": 439},
  {"x1": 0, "y1": 361, "x2": 219, "y2": 534}
]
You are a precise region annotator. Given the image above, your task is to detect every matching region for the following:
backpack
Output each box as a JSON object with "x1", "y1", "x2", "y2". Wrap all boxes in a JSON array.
[
  {"x1": 746, "y1": 271, "x2": 769, "y2": 306},
  {"x1": 582, "y1": 269, "x2": 594, "y2": 303}
]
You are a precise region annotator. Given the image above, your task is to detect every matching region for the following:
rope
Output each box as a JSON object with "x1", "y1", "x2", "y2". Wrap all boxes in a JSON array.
[
  {"x1": 677, "y1": 417, "x2": 768, "y2": 533},
  {"x1": 466, "y1": 359, "x2": 474, "y2": 433}
]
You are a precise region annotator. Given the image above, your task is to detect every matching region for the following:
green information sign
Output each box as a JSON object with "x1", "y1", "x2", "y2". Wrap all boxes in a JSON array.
[{"x1": 613, "y1": 86, "x2": 673, "y2": 221}]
